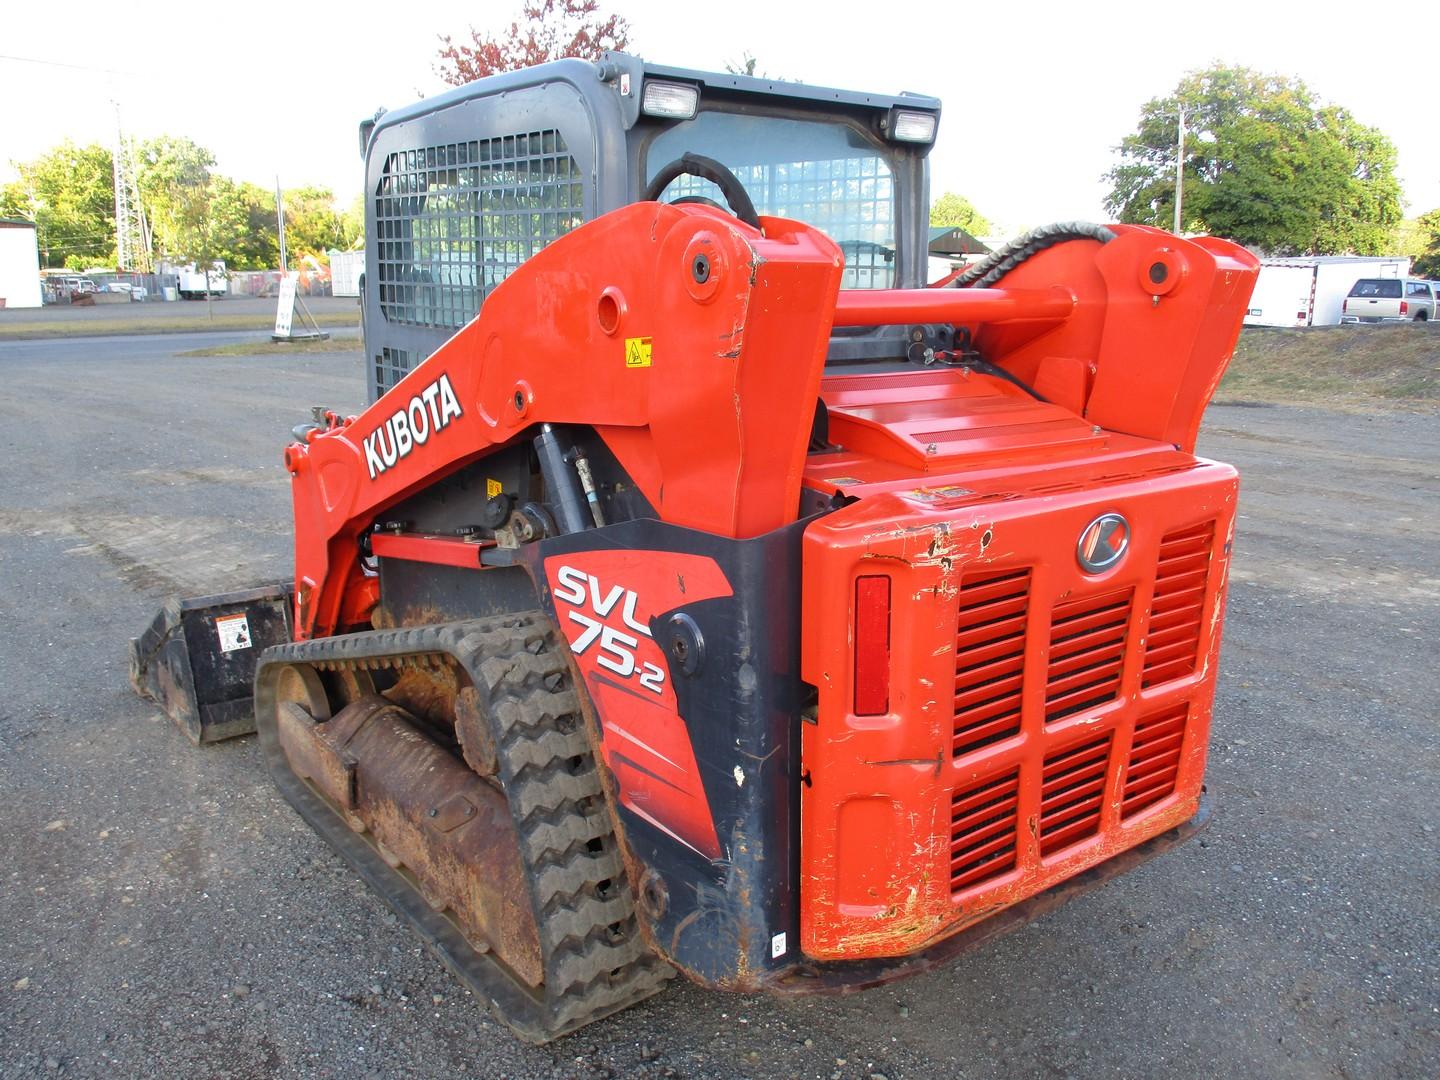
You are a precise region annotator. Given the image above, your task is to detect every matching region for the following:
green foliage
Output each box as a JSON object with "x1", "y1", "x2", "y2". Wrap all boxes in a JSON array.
[
  {"x1": 0, "y1": 141, "x2": 116, "y2": 268},
  {"x1": 342, "y1": 192, "x2": 366, "y2": 248},
  {"x1": 282, "y1": 185, "x2": 358, "y2": 264},
  {"x1": 228, "y1": 181, "x2": 282, "y2": 270},
  {"x1": 136, "y1": 135, "x2": 220, "y2": 269},
  {"x1": 1406, "y1": 209, "x2": 1440, "y2": 278},
  {"x1": 4, "y1": 135, "x2": 356, "y2": 275},
  {"x1": 1105, "y1": 66, "x2": 1403, "y2": 256},
  {"x1": 726, "y1": 53, "x2": 762, "y2": 77},
  {"x1": 929, "y1": 192, "x2": 991, "y2": 234}
]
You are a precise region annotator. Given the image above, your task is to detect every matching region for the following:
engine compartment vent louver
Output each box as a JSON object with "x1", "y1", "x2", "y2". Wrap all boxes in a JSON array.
[
  {"x1": 1039, "y1": 734, "x2": 1113, "y2": 856},
  {"x1": 1142, "y1": 522, "x2": 1215, "y2": 687},
  {"x1": 1044, "y1": 588, "x2": 1133, "y2": 724},
  {"x1": 953, "y1": 569, "x2": 1031, "y2": 758},
  {"x1": 1122, "y1": 704, "x2": 1188, "y2": 819},
  {"x1": 950, "y1": 767, "x2": 1021, "y2": 892}
]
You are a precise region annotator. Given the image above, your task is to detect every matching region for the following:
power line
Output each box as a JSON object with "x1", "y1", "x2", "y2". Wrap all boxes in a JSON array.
[{"x1": 0, "y1": 53, "x2": 140, "y2": 78}]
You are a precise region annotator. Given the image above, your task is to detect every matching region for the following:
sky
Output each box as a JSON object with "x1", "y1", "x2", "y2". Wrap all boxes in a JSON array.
[{"x1": 2, "y1": 0, "x2": 1435, "y2": 238}]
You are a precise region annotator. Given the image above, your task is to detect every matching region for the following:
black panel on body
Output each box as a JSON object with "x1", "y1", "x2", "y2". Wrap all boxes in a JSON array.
[{"x1": 520, "y1": 516, "x2": 809, "y2": 989}]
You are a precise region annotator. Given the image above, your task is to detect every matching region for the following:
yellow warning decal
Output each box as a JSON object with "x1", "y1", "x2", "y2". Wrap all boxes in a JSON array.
[
  {"x1": 625, "y1": 336, "x2": 653, "y2": 368},
  {"x1": 485, "y1": 478, "x2": 503, "y2": 498}
]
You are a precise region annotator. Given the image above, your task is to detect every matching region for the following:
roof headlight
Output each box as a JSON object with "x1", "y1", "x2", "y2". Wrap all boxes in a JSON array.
[
  {"x1": 887, "y1": 107, "x2": 937, "y2": 144},
  {"x1": 641, "y1": 80, "x2": 699, "y2": 120}
]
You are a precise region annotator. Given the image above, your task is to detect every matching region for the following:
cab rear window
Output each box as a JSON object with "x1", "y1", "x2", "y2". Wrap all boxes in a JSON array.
[{"x1": 1349, "y1": 279, "x2": 1402, "y2": 298}]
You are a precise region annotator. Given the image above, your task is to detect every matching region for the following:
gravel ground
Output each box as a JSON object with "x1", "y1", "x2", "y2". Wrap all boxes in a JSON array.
[{"x1": 0, "y1": 335, "x2": 1435, "y2": 1079}]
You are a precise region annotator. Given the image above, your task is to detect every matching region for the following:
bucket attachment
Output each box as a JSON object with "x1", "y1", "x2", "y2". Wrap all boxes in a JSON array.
[{"x1": 129, "y1": 584, "x2": 292, "y2": 744}]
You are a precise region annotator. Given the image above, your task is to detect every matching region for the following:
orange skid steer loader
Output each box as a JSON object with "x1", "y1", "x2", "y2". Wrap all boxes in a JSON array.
[{"x1": 130, "y1": 53, "x2": 1258, "y2": 1041}]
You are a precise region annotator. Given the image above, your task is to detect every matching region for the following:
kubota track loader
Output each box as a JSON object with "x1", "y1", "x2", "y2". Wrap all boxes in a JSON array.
[{"x1": 130, "y1": 53, "x2": 1259, "y2": 1041}]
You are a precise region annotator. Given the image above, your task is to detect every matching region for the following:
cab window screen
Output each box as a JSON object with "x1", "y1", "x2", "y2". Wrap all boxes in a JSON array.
[
  {"x1": 374, "y1": 131, "x2": 584, "y2": 329},
  {"x1": 647, "y1": 113, "x2": 897, "y2": 288}
]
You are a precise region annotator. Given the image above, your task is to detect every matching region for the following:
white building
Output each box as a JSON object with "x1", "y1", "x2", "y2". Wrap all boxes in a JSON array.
[
  {"x1": 0, "y1": 219, "x2": 43, "y2": 309},
  {"x1": 1243, "y1": 255, "x2": 1411, "y2": 328}
]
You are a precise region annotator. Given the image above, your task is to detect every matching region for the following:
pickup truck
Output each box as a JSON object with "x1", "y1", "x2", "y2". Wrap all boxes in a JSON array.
[{"x1": 1340, "y1": 277, "x2": 1436, "y2": 323}]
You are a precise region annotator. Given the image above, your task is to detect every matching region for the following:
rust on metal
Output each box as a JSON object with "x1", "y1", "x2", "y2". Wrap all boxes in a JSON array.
[
  {"x1": 453, "y1": 686, "x2": 499, "y2": 776},
  {"x1": 768, "y1": 793, "x2": 1213, "y2": 996},
  {"x1": 274, "y1": 693, "x2": 544, "y2": 986}
]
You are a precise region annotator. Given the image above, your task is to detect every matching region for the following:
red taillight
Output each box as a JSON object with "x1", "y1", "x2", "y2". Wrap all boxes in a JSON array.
[
  {"x1": 1401, "y1": 299, "x2": 1409, "y2": 315},
  {"x1": 1342, "y1": 298, "x2": 1348, "y2": 312},
  {"x1": 853, "y1": 575, "x2": 892, "y2": 715}
]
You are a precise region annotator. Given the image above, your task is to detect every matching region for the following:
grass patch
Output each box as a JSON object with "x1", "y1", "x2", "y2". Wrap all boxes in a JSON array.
[
  {"x1": 1219, "y1": 325, "x2": 1440, "y2": 408},
  {"x1": 177, "y1": 335, "x2": 362, "y2": 357},
  {"x1": 0, "y1": 311, "x2": 359, "y2": 340}
]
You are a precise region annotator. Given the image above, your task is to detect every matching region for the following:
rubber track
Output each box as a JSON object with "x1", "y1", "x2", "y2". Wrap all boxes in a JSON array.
[{"x1": 256, "y1": 613, "x2": 672, "y2": 1041}]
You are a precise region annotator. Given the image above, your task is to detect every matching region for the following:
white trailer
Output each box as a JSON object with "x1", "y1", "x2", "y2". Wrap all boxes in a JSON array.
[{"x1": 1243, "y1": 255, "x2": 1410, "y2": 328}]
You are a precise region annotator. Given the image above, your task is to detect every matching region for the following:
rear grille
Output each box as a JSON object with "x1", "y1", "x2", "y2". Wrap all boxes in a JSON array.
[
  {"x1": 1122, "y1": 704, "x2": 1188, "y2": 819},
  {"x1": 1142, "y1": 522, "x2": 1215, "y2": 687},
  {"x1": 1044, "y1": 588, "x2": 1133, "y2": 723},
  {"x1": 953, "y1": 569, "x2": 1031, "y2": 757},
  {"x1": 950, "y1": 768, "x2": 1021, "y2": 892},
  {"x1": 1039, "y1": 734, "x2": 1113, "y2": 855}
]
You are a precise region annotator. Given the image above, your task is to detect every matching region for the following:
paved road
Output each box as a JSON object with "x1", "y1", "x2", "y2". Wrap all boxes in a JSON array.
[{"x1": 0, "y1": 336, "x2": 1435, "y2": 1079}]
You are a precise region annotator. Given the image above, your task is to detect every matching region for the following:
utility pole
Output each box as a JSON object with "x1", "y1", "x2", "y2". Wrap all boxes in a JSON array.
[
  {"x1": 112, "y1": 100, "x2": 153, "y2": 273},
  {"x1": 275, "y1": 177, "x2": 289, "y2": 274},
  {"x1": 1173, "y1": 105, "x2": 1186, "y2": 236}
]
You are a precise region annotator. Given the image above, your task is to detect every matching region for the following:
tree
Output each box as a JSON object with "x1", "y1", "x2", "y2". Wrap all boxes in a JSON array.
[
  {"x1": 227, "y1": 181, "x2": 282, "y2": 270},
  {"x1": 929, "y1": 192, "x2": 991, "y2": 234},
  {"x1": 137, "y1": 136, "x2": 216, "y2": 260},
  {"x1": 342, "y1": 192, "x2": 366, "y2": 248},
  {"x1": 281, "y1": 185, "x2": 358, "y2": 264},
  {"x1": 1104, "y1": 66, "x2": 1403, "y2": 256},
  {"x1": 137, "y1": 136, "x2": 229, "y2": 316},
  {"x1": 0, "y1": 141, "x2": 115, "y2": 269},
  {"x1": 435, "y1": 0, "x2": 630, "y2": 86},
  {"x1": 726, "y1": 53, "x2": 761, "y2": 77},
  {"x1": 1408, "y1": 209, "x2": 1440, "y2": 279}
]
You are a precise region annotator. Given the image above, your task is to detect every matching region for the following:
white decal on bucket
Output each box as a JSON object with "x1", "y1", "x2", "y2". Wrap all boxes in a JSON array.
[
  {"x1": 771, "y1": 932, "x2": 787, "y2": 959},
  {"x1": 216, "y1": 613, "x2": 252, "y2": 653}
]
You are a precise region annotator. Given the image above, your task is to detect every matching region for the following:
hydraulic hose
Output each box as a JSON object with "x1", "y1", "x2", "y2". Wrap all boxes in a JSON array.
[{"x1": 953, "y1": 221, "x2": 1116, "y2": 289}]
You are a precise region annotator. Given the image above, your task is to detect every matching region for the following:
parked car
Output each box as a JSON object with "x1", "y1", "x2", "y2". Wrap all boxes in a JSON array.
[
  {"x1": 1340, "y1": 277, "x2": 1436, "y2": 323},
  {"x1": 57, "y1": 275, "x2": 99, "y2": 296},
  {"x1": 101, "y1": 282, "x2": 149, "y2": 301}
]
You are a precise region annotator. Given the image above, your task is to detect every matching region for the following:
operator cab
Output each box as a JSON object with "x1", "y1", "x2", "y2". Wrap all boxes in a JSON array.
[{"x1": 359, "y1": 52, "x2": 941, "y2": 401}]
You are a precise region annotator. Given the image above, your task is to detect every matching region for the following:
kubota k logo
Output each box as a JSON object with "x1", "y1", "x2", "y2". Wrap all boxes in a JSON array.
[{"x1": 1077, "y1": 513, "x2": 1130, "y2": 573}]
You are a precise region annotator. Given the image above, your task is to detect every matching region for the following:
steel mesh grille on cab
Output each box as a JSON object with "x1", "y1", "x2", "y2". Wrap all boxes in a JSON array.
[
  {"x1": 374, "y1": 347, "x2": 412, "y2": 397},
  {"x1": 1122, "y1": 704, "x2": 1188, "y2": 819},
  {"x1": 1044, "y1": 588, "x2": 1133, "y2": 724},
  {"x1": 373, "y1": 130, "x2": 583, "y2": 330},
  {"x1": 1142, "y1": 522, "x2": 1215, "y2": 687},
  {"x1": 950, "y1": 767, "x2": 1020, "y2": 892},
  {"x1": 1039, "y1": 734, "x2": 1114, "y2": 855},
  {"x1": 953, "y1": 569, "x2": 1031, "y2": 757}
]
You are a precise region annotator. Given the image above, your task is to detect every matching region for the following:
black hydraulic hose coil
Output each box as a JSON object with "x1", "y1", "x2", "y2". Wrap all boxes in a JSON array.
[{"x1": 953, "y1": 221, "x2": 1117, "y2": 289}]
